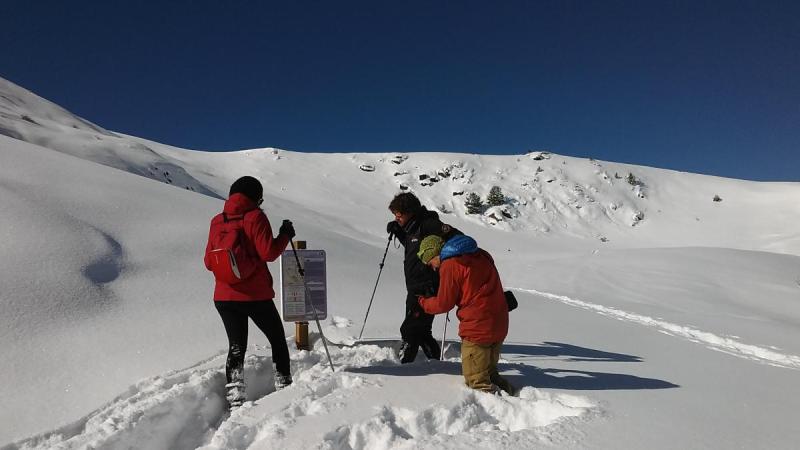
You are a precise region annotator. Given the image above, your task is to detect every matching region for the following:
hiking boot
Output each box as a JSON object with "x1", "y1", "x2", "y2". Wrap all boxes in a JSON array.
[
  {"x1": 398, "y1": 340, "x2": 419, "y2": 364},
  {"x1": 225, "y1": 381, "x2": 246, "y2": 408},
  {"x1": 503, "y1": 383, "x2": 521, "y2": 397},
  {"x1": 420, "y1": 337, "x2": 441, "y2": 360},
  {"x1": 491, "y1": 374, "x2": 518, "y2": 397},
  {"x1": 275, "y1": 372, "x2": 293, "y2": 390}
]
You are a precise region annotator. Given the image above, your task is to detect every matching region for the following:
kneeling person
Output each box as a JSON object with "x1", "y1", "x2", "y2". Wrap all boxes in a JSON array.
[{"x1": 417, "y1": 235, "x2": 515, "y2": 395}]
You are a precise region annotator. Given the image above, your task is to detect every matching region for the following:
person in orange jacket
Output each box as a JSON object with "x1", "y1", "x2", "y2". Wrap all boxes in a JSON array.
[{"x1": 417, "y1": 234, "x2": 516, "y2": 395}]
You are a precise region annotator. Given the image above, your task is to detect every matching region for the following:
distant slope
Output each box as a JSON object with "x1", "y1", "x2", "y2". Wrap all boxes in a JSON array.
[
  {"x1": 137, "y1": 143, "x2": 800, "y2": 255},
  {"x1": 2, "y1": 75, "x2": 799, "y2": 255},
  {"x1": 0, "y1": 77, "x2": 219, "y2": 198}
]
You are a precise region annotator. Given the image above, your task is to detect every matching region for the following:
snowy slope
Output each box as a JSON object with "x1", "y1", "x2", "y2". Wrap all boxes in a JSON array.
[
  {"x1": 3, "y1": 76, "x2": 799, "y2": 255},
  {"x1": 1, "y1": 78, "x2": 800, "y2": 449},
  {"x1": 0, "y1": 78, "x2": 218, "y2": 198}
]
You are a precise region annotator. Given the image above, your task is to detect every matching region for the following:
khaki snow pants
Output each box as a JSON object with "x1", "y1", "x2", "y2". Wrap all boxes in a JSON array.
[{"x1": 461, "y1": 339, "x2": 516, "y2": 395}]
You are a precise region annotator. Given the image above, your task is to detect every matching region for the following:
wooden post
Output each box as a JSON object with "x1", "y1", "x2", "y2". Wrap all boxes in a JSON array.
[
  {"x1": 293, "y1": 240, "x2": 311, "y2": 350},
  {"x1": 295, "y1": 322, "x2": 310, "y2": 350}
]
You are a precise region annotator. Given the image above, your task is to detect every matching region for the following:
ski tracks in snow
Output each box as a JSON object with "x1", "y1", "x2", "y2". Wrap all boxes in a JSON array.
[
  {"x1": 511, "y1": 287, "x2": 800, "y2": 371},
  {"x1": 10, "y1": 337, "x2": 597, "y2": 450}
]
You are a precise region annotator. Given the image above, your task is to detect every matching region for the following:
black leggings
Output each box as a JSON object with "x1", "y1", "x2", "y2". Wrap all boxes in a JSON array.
[{"x1": 215, "y1": 300, "x2": 290, "y2": 383}]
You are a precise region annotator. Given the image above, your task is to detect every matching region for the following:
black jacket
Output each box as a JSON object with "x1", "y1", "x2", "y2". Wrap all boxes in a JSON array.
[{"x1": 393, "y1": 207, "x2": 461, "y2": 296}]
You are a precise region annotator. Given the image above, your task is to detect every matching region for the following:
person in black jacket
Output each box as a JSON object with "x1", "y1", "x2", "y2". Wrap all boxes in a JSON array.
[{"x1": 387, "y1": 192, "x2": 461, "y2": 363}]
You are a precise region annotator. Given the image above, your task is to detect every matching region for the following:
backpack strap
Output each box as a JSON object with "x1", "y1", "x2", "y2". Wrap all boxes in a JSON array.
[{"x1": 221, "y1": 212, "x2": 258, "y2": 259}]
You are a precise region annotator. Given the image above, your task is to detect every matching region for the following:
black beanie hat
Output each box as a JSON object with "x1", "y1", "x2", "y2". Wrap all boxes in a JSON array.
[{"x1": 229, "y1": 176, "x2": 263, "y2": 202}]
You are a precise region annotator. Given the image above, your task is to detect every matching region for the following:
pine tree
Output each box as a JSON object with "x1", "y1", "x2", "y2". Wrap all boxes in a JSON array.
[
  {"x1": 487, "y1": 185, "x2": 505, "y2": 206},
  {"x1": 465, "y1": 192, "x2": 484, "y2": 214}
]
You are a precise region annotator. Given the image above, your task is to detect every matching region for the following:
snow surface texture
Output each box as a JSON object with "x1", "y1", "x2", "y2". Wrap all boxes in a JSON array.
[
  {"x1": 11, "y1": 339, "x2": 596, "y2": 450},
  {"x1": 2, "y1": 76, "x2": 800, "y2": 449},
  {"x1": 511, "y1": 287, "x2": 800, "y2": 370}
]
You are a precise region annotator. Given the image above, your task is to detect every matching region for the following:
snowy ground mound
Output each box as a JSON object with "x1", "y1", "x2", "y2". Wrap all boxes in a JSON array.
[{"x1": 11, "y1": 334, "x2": 596, "y2": 450}]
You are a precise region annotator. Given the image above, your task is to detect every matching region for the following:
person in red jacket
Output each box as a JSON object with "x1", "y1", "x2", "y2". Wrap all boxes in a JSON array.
[
  {"x1": 417, "y1": 234, "x2": 516, "y2": 396},
  {"x1": 204, "y1": 176, "x2": 295, "y2": 408}
]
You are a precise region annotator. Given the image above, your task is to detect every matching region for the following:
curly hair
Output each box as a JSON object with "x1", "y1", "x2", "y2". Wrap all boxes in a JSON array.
[{"x1": 388, "y1": 192, "x2": 422, "y2": 215}]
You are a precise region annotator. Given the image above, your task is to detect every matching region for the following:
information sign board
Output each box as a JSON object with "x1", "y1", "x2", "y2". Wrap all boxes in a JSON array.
[{"x1": 280, "y1": 249, "x2": 327, "y2": 322}]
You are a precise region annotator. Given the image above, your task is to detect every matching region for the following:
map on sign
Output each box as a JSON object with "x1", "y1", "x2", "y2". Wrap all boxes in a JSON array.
[{"x1": 279, "y1": 249, "x2": 327, "y2": 322}]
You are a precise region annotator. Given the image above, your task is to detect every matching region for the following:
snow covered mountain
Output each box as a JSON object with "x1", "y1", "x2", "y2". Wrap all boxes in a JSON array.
[
  {"x1": 3, "y1": 76, "x2": 798, "y2": 255},
  {"x1": 1, "y1": 76, "x2": 799, "y2": 449},
  {"x1": 0, "y1": 78, "x2": 218, "y2": 198}
]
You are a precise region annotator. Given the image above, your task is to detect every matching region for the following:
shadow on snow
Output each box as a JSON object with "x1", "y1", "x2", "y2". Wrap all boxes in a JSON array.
[
  {"x1": 346, "y1": 340, "x2": 678, "y2": 391},
  {"x1": 502, "y1": 341, "x2": 643, "y2": 362}
]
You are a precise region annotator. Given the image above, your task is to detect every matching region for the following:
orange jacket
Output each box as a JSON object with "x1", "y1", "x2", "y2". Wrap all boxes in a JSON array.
[
  {"x1": 204, "y1": 193, "x2": 290, "y2": 301},
  {"x1": 419, "y1": 249, "x2": 508, "y2": 344}
]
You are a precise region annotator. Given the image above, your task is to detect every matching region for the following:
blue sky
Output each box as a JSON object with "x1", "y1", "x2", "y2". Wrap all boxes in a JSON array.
[{"x1": 3, "y1": 0, "x2": 798, "y2": 180}]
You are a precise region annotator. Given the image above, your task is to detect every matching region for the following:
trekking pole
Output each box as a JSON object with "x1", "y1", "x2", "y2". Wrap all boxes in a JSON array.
[
  {"x1": 358, "y1": 234, "x2": 393, "y2": 340},
  {"x1": 440, "y1": 311, "x2": 450, "y2": 360},
  {"x1": 290, "y1": 240, "x2": 335, "y2": 373}
]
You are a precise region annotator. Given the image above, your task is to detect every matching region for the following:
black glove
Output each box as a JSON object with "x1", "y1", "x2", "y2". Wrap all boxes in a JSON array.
[
  {"x1": 279, "y1": 219, "x2": 296, "y2": 239},
  {"x1": 386, "y1": 220, "x2": 402, "y2": 236}
]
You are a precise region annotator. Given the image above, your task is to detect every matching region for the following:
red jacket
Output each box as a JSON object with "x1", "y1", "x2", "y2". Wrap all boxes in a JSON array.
[
  {"x1": 204, "y1": 193, "x2": 290, "y2": 301},
  {"x1": 419, "y1": 249, "x2": 508, "y2": 345}
]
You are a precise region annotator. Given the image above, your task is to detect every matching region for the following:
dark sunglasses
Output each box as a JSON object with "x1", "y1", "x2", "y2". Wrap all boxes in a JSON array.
[{"x1": 257, "y1": 198, "x2": 263, "y2": 206}]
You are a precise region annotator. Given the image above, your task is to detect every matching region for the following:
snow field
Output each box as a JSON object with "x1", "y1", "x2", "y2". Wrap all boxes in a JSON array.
[
  {"x1": 320, "y1": 387, "x2": 595, "y2": 450},
  {"x1": 511, "y1": 287, "x2": 800, "y2": 370},
  {"x1": 10, "y1": 332, "x2": 596, "y2": 450},
  {"x1": 203, "y1": 335, "x2": 597, "y2": 450},
  {"x1": 3, "y1": 75, "x2": 800, "y2": 449}
]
